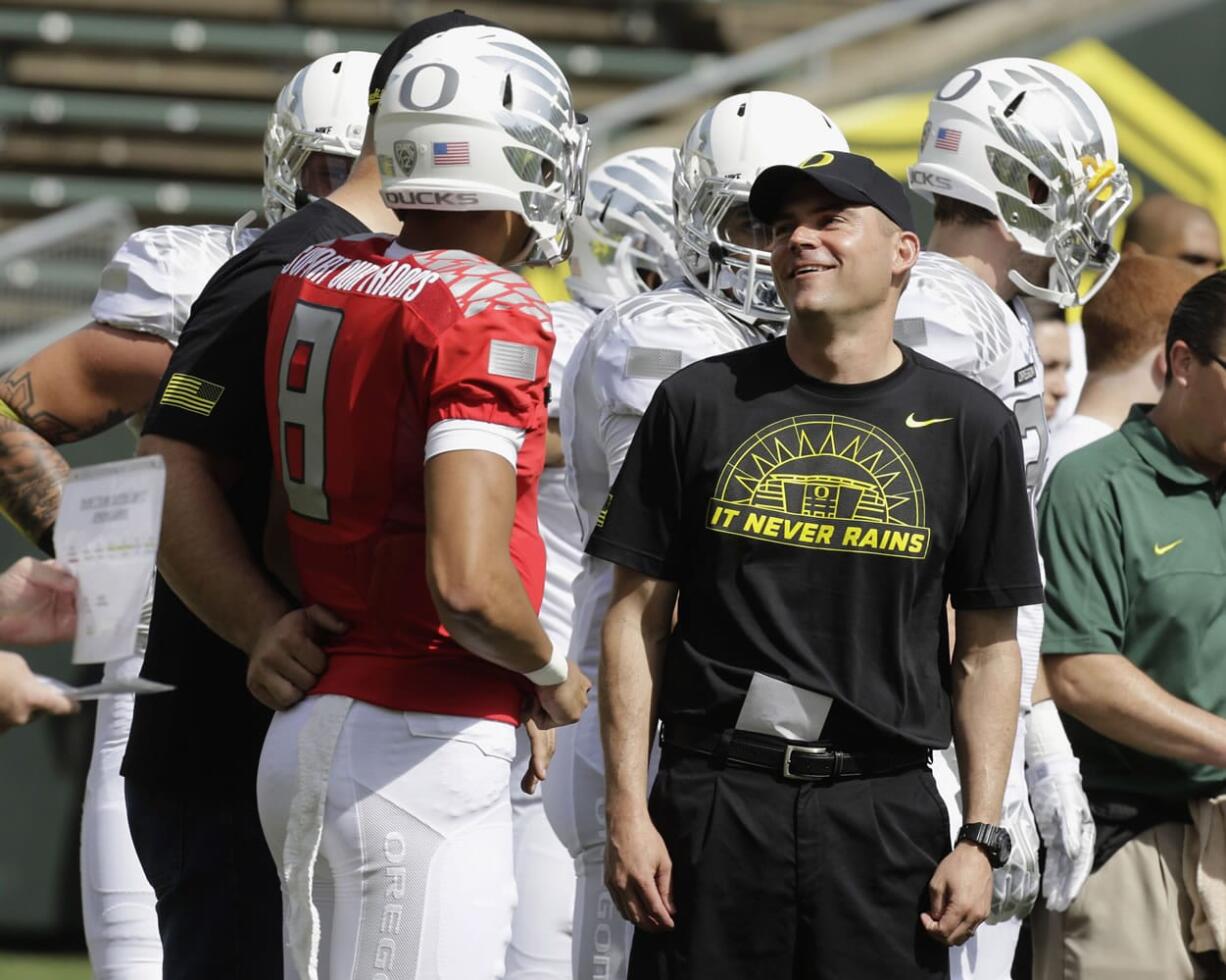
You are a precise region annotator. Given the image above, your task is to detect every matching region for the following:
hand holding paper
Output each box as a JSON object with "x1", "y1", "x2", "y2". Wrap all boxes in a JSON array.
[
  {"x1": 0, "y1": 652, "x2": 77, "y2": 732},
  {"x1": 0, "y1": 557, "x2": 77, "y2": 646}
]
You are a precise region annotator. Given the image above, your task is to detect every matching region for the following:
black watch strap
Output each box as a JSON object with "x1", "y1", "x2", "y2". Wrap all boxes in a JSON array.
[{"x1": 956, "y1": 822, "x2": 1010, "y2": 868}]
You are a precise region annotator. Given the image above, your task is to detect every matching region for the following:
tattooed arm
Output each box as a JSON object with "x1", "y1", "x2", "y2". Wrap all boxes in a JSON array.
[{"x1": 0, "y1": 323, "x2": 172, "y2": 551}]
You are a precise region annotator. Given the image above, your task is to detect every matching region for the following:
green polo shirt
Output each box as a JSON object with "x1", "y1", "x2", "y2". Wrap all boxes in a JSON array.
[{"x1": 1039, "y1": 405, "x2": 1226, "y2": 800}]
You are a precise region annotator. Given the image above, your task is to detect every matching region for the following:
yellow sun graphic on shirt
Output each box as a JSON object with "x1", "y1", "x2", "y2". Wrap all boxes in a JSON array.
[{"x1": 706, "y1": 414, "x2": 930, "y2": 558}]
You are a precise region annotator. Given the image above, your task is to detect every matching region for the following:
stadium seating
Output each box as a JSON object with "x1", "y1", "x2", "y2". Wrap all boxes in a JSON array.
[{"x1": 0, "y1": 0, "x2": 860, "y2": 225}]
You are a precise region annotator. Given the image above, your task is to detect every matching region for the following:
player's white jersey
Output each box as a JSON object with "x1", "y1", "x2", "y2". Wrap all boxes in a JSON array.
[
  {"x1": 895, "y1": 250, "x2": 1047, "y2": 710},
  {"x1": 896, "y1": 251, "x2": 1048, "y2": 499},
  {"x1": 562, "y1": 281, "x2": 764, "y2": 678},
  {"x1": 538, "y1": 299, "x2": 599, "y2": 654},
  {"x1": 91, "y1": 219, "x2": 263, "y2": 346}
]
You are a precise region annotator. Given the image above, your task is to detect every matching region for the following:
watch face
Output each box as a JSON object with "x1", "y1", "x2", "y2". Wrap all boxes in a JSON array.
[
  {"x1": 995, "y1": 827, "x2": 1012, "y2": 867},
  {"x1": 959, "y1": 823, "x2": 1012, "y2": 868}
]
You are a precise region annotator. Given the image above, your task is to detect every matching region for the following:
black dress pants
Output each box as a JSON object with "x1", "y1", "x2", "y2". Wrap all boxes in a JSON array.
[
  {"x1": 126, "y1": 775, "x2": 282, "y2": 980},
  {"x1": 629, "y1": 748, "x2": 952, "y2": 980}
]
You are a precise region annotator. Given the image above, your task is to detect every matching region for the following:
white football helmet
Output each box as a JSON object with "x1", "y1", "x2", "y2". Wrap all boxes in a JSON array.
[
  {"x1": 674, "y1": 91, "x2": 849, "y2": 326},
  {"x1": 375, "y1": 25, "x2": 589, "y2": 266},
  {"x1": 908, "y1": 58, "x2": 1132, "y2": 307},
  {"x1": 263, "y1": 51, "x2": 377, "y2": 224},
  {"x1": 566, "y1": 146, "x2": 680, "y2": 310}
]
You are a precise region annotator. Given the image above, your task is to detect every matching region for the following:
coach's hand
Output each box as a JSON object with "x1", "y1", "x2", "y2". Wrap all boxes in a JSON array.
[
  {"x1": 534, "y1": 660, "x2": 591, "y2": 729},
  {"x1": 606, "y1": 808, "x2": 675, "y2": 933},
  {"x1": 520, "y1": 716, "x2": 556, "y2": 795},
  {"x1": 247, "y1": 605, "x2": 346, "y2": 710},
  {"x1": 922, "y1": 842, "x2": 992, "y2": 946},
  {"x1": 0, "y1": 651, "x2": 77, "y2": 732}
]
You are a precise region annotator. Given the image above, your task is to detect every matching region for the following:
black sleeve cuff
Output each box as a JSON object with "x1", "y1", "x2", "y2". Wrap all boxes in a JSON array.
[
  {"x1": 585, "y1": 538, "x2": 678, "y2": 583},
  {"x1": 949, "y1": 584, "x2": 1045, "y2": 610}
]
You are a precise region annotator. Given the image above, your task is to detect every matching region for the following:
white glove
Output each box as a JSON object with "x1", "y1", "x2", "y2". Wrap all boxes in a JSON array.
[
  {"x1": 1025, "y1": 700, "x2": 1096, "y2": 912},
  {"x1": 987, "y1": 788, "x2": 1041, "y2": 923}
]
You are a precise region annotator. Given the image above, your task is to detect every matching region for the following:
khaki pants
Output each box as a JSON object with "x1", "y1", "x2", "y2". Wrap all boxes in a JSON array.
[{"x1": 1032, "y1": 822, "x2": 1226, "y2": 980}]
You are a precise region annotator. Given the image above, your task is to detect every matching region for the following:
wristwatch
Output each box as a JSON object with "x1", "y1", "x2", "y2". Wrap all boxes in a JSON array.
[{"x1": 956, "y1": 822, "x2": 1012, "y2": 868}]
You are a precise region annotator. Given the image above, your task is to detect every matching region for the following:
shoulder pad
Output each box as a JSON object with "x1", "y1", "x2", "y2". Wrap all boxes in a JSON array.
[
  {"x1": 896, "y1": 251, "x2": 1019, "y2": 380},
  {"x1": 91, "y1": 223, "x2": 261, "y2": 346},
  {"x1": 586, "y1": 284, "x2": 752, "y2": 417},
  {"x1": 412, "y1": 249, "x2": 550, "y2": 326}
]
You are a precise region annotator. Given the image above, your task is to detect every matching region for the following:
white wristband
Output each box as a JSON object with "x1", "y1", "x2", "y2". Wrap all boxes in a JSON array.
[{"x1": 524, "y1": 649, "x2": 568, "y2": 687}]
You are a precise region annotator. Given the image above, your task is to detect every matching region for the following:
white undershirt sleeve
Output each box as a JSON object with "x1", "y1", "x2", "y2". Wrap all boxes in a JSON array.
[{"x1": 424, "y1": 419, "x2": 526, "y2": 471}]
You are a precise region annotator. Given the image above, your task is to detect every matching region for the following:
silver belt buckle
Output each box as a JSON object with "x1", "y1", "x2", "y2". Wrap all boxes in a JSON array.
[{"x1": 782, "y1": 744, "x2": 837, "y2": 781}]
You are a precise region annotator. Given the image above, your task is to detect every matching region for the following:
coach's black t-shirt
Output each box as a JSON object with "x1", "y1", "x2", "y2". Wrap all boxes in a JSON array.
[
  {"x1": 587, "y1": 339, "x2": 1043, "y2": 748},
  {"x1": 124, "y1": 199, "x2": 368, "y2": 790}
]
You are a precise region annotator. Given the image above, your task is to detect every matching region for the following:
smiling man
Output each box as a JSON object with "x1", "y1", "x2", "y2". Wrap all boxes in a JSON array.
[
  {"x1": 591, "y1": 151, "x2": 1041, "y2": 980},
  {"x1": 1034, "y1": 271, "x2": 1226, "y2": 979}
]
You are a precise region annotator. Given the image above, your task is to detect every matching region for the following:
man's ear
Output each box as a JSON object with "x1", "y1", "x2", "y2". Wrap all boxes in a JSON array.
[
  {"x1": 1167, "y1": 339, "x2": 1195, "y2": 387},
  {"x1": 894, "y1": 230, "x2": 921, "y2": 276}
]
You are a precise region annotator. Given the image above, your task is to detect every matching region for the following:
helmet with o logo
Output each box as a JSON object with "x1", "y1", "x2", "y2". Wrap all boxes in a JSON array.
[
  {"x1": 909, "y1": 58, "x2": 1132, "y2": 306},
  {"x1": 375, "y1": 25, "x2": 589, "y2": 266}
]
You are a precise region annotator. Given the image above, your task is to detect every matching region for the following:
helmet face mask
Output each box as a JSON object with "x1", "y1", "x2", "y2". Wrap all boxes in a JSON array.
[
  {"x1": 673, "y1": 91, "x2": 848, "y2": 327},
  {"x1": 909, "y1": 58, "x2": 1132, "y2": 307},
  {"x1": 263, "y1": 51, "x2": 378, "y2": 225},
  {"x1": 376, "y1": 27, "x2": 588, "y2": 266},
  {"x1": 567, "y1": 146, "x2": 680, "y2": 309},
  {"x1": 677, "y1": 182, "x2": 778, "y2": 321}
]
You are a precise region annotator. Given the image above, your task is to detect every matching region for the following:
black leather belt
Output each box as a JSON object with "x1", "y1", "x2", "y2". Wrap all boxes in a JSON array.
[{"x1": 662, "y1": 721, "x2": 931, "y2": 783}]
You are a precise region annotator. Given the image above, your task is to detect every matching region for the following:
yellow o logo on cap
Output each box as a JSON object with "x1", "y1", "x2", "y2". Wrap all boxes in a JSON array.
[{"x1": 800, "y1": 152, "x2": 835, "y2": 169}]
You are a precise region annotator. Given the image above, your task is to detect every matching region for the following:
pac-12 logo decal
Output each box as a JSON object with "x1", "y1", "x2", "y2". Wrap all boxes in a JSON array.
[
  {"x1": 394, "y1": 140, "x2": 418, "y2": 176},
  {"x1": 706, "y1": 414, "x2": 930, "y2": 558}
]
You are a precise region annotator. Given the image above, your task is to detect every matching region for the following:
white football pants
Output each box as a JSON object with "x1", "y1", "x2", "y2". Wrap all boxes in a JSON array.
[
  {"x1": 933, "y1": 724, "x2": 1028, "y2": 980},
  {"x1": 80, "y1": 652, "x2": 162, "y2": 979},
  {"x1": 257, "y1": 696, "x2": 518, "y2": 980},
  {"x1": 506, "y1": 726, "x2": 577, "y2": 980},
  {"x1": 543, "y1": 702, "x2": 659, "y2": 980}
]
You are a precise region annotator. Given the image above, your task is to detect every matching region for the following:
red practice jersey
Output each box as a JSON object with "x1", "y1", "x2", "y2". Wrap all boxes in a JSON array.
[{"x1": 265, "y1": 235, "x2": 554, "y2": 724}]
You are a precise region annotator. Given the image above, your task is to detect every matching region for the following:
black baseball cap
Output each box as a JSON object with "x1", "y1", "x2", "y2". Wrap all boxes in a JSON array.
[
  {"x1": 748, "y1": 151, "x2": 916, "y2": 234},
  {"x1": 368, "y1": 10, "x2": 501, "y2": 113}
]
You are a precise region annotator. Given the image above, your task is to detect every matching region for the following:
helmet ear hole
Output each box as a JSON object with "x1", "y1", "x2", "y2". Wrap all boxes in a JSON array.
[
  {"x1": 502, "y1": 75, "x2": 514, "y2": 110},
  {"x1": 1028, "y1": 176, "x2": 1048, "y2": 205}
]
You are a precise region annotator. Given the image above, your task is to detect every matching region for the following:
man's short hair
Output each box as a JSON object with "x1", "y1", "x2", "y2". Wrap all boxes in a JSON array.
[
  {"x1": 932, "y1": 194, "x2": 995, "y2": 227},
  {"x1": 1166, "y1": 269, "x2": 1226, "y2": 378},
  {"x1": 1083, "y1": 255, "x2": 1201, "y2": 372}
]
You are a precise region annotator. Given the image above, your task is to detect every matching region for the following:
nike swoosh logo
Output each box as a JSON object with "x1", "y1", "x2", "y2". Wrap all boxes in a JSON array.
[
  {"x1": 905, "y1": 413, "x2": 954, "y2": 429},
  {"x1": 1154, "y1": 539, "x2": 1183, "y2": 556}
]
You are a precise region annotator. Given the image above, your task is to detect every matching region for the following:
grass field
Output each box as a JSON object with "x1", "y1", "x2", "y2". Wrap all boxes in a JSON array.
[{"x1": 0, "y1": 954, "x2": 90, "y2": 979}]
